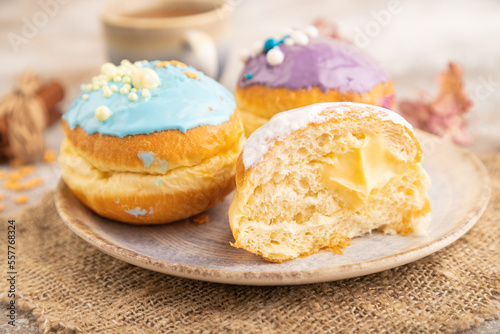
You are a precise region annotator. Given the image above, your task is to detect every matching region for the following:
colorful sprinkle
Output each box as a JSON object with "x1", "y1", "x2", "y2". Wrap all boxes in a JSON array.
[
  {"x1": 82, "y1": 94, "x2": 89, "y2": 100},
  {"x1": 264, "y1": 38, "x2": 280, "y2": 52},
  {"x1": 245, "y1": 73, "x2": 253, "y2": 80},
  {"x1": 170, "y1": 60, "x2": 187, "y2": 67},
  {"x1": 184, "y1": 70, "x2": 199, "y2": 80},
  {"x1": 155, "y1": 61, "x2": 171, "y2": 68}
]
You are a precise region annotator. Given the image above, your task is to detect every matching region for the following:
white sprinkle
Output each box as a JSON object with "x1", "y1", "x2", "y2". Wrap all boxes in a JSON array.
[
  {"x1": 239, "y1": 49, "x2": 251, "y2": 63},
  {"x1": 82, "y1": 94, "x2": 89, "y2": 100},
  {"x1": 80, "y1": 84, "x2": 86, "y2": 91},
  {"x1": 92, "y1": 83, "x2": 100, "y2": 91},
  {"x1": 113, "y1": 76, "x2": 122, "y2": 82},
  {"x1": 291, "y1": 30, "x2": 309, "y2": 45},
  {"x1": 86, "y1": 84, "x2": 93, "y2": 91},
  {"x1": 110, "y1": 84, "x2": 118, "y2": 92},
  {"x1": 305, "y1": 25, "x2": 319, "y2": 37},
  {"x1": 266, "y1": 47, "x2": 285, "y2": 66},
  {"x1": 252, "y1": 41, "x2": 264, "y2": 56},
  {"x1": 95, "y1": 105, "x2": 111, "y2": 121},
  {"x1": 120, "y1": 59, "x2": 131, "y2": 67},
  {"x1": 283, "y1": 37, "x2": 295, "y2": 46},
  {"x1": 132, "y1": 68, "x2": 160, "y2": 89},
  {"x1": 142, "y1": 89, "x2": 151, "y2": 98},
  {"x1": 128, "y1": 92, "x2": 138, "y2": 101},
  {"x1": 122, "y1": 76, "x2": 131, "y2": 84},
  {"x1": 101, "y1": 62, "x2": 115, "y2": 75},
  {"x1": 131, "y1": 88, "x2": 137, "y2": 92},
  {"x1": 133, "y1": 61, "x2": 143, "y2": 68},
  {"x1": 120, "y1": 84, "x2": 131, "y2": 95},
  {"x1": 106, "y1": 69, "x2": 117, "y2": 80},
  {"x1": 102, "y1": 87, "x2": 112, "y2": 98}
]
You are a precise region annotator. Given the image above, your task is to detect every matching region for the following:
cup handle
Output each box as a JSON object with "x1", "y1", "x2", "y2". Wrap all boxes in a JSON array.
[{"x1": 184, "y1": 30, "x2": 218, "y2": 78}]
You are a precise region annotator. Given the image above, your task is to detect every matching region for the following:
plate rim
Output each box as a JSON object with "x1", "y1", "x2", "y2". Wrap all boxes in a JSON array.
[{"x1": 54, "y1": 133, "x2": 491, "y2": 286}]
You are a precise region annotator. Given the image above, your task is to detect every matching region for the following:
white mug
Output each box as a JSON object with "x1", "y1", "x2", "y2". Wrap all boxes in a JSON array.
[{"x1": 101, "y1": 0, "x2": 233, "y2": 79}]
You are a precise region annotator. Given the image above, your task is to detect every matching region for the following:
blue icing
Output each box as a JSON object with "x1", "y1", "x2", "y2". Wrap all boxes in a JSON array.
[
  {"x1": 138, "y1": 151, "x2": 155, "y2": 168},
  {"x1": 63, "y1": 60, "x2": 236, "y2": 137},
  {"x1": 125, "y1": 207, "x2": 148, "y2": 217},
  {"x1": 159, "y1": 160, "x2": 168, "y2": 173}
]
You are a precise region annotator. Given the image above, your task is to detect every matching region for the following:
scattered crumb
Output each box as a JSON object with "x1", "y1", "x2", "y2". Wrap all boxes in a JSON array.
[
  {"x1": 192, "y1": 215, "x2": 209, "y2": 224},
  {"x1": 171, "y1": 60, "x2": 187, "y2": 67},
  {"x1": 20, "y1": 165, "x2": 35, "y2": 175},
  {"x1": 6, "y1": 171, "x2": 22, "y2": 182},
  {"x1": 183, "y1": 70, "x2": 199, "y2": 80},
  {"x1": 9, "y1": 159, "x2": 25, "y2": 167},
  {"x1": 155, "y1": 61, "x2": 171, "y2": 68},
  {"x1": 3, "y1": 165, "x2": 43, "y2": 191},
  {"x1": 338, "y1": 239, "x2": 351, "y2": 248},
  {"x1": 15, "y1": 195, "x2": 29, "y2": 204},
  {"x1": 4, "y1": 177, "x2": 43, "y2": 191},
  {"x1": 330, "y1": 246, "x2": 343, "y2": 255},
  {"x1": 208, "y1": 107, "x2": 213, "y2": 111},
  {"x1": 219, "y1": 96, "x2": 224, "y2": 101},
  {"x1": 43, "y1": 150, "x2": 56, "y2": 163},
  {"x1": 329, "y1": 239, "x2": 351, "y2": 255}
]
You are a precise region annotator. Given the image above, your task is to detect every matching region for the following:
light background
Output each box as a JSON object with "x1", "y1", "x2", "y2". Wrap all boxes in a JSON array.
[{"x1": 0, "y1": 0, "x2": 499, "y2": 332}]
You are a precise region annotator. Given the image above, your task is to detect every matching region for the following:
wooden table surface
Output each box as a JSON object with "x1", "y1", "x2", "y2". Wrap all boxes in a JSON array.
[{"x1": 0, "y1": 0, "x2": 499, "y2": 332}]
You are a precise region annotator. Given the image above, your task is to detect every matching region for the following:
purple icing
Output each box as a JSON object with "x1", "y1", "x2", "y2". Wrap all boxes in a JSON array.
[{"x1": 238, "y1": 37, "x2": 390, "y2": 94}]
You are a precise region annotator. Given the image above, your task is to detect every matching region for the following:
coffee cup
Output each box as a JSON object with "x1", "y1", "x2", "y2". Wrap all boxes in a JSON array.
[{"x1": 101, "y1": 0, "x2": 233, "y2": 79}]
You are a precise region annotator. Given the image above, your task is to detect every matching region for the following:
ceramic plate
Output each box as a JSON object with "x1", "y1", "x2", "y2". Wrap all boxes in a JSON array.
[{"x1": 55, "y1": 131, "x2": 491, "y2": 285}]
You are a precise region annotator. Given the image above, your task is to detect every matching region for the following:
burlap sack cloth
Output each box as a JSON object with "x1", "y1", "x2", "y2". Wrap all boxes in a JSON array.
[{"x1": 1, "y1": 154, "x2": 499, "y2": 334}]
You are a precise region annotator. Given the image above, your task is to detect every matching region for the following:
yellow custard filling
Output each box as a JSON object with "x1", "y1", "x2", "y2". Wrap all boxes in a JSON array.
[{"x1": 322, "y1": 135, "x2": 405, "y2": 209}]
